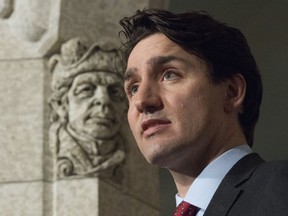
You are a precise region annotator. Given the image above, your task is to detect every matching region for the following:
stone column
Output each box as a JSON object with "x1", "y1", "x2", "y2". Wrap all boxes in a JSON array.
[{"x1": 0, "y1": 0, "x2": 169, "y2": 215}]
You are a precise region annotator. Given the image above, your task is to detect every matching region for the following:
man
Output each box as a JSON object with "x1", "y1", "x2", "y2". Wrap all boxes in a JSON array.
[
  {"x1": 49, "y1": 38, "x2": 127, "y2": 180},
  {"x1": 119, "y1": 8, "x2": 288, "y2": 215}
]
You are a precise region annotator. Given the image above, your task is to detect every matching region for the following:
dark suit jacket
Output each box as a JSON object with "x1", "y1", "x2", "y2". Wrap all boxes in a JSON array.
[{"x1": 204, "y1": 153, "x2": 288, "y2": 216}]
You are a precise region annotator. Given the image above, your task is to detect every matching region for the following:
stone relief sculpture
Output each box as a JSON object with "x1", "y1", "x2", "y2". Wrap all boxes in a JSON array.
[
  {"x1": 1, "y1": 0, "x2": 49, "y2": 42},
  {"x1": 48, "y1": 38, "x2": 127, "y2": 180},
  {"x1": 0, "y1": 0, "x2": 14, "y2": 19}
]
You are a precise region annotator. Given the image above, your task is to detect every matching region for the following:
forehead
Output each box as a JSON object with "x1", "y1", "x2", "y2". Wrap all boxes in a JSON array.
[
  {"x1": 72, "y1": 71, "x2": 122, "y2": 86},
  {"x1": 127, "y1": 33, "x2": 184, "y2": 64},
  {"x1": 125, "y1": 33, "x2": 207, "y2": 79}
]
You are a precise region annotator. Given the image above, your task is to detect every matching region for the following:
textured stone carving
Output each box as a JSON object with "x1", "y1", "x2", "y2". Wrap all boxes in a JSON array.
[
  {"x1": 49, "y1": 38, "x2": 127, "y2": 180},
  {"x1": 0, "y1": 0, "x2": 14, "y2": 19},
  {"x1": 3, "y1": 0, "x2": 49, "y2": 42}
]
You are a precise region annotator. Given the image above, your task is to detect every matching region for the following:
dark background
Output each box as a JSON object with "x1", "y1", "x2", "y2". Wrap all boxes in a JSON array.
[{"x1": 160, "y1": 0, "x2": 288, "y2": 215}]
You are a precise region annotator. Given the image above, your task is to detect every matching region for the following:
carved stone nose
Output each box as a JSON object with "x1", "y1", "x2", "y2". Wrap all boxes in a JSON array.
[{"x1": 93, "y1": 87, "x2": 110, "y2": 105}]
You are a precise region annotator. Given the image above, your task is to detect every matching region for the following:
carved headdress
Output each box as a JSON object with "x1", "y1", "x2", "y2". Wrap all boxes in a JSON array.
[{"x1": 49, "y1": 37, "x2": 122, "y2": 92}]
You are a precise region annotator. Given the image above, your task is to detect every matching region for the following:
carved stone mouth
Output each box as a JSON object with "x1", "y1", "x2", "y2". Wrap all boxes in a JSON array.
[{"x1": 87, "y1": 116, "x2": 114, "y2": 125}]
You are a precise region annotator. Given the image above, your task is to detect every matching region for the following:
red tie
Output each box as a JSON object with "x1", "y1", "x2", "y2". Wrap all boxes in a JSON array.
[{"x1": 173, "y1": 201, "x2": 198, "y2": 216}]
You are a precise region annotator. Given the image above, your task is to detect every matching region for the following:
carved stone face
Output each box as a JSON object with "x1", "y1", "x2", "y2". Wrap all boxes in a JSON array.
[{"x1": 67, "y1": 71, "x2": 126, "y2": 140}]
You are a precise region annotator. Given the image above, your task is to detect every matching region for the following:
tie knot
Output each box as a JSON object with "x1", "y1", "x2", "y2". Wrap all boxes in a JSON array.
[{"x1": 173, "y1": 201, "x2": 197, "y2": 216}]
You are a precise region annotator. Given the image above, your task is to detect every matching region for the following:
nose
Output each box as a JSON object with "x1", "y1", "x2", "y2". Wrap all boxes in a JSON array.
[
  {"x1": 134, "y1": 82, "x2": 163, "y2": 113},
  {"x1": 93, "y1": 86, "x2": 111, "y2": 111}
]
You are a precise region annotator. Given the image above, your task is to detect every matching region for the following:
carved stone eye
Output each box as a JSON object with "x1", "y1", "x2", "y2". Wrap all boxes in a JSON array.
[
  {"x1": 108, "y1": 85, "x2": 124, "y2": 101},
  {"x1": 74, "y1": 84, "x2": 95, "y2": 97}
]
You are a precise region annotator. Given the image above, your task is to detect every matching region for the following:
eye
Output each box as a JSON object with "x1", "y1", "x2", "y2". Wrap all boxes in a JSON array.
[
  {"x1": 74, "y1": 84, "x2": 95, "y2": 97},
  {"x1": 108, "y1": 85, "x2": 125, "y2": 101},
  {"x1": 125, "y1": 84, "x2": 139, "y2": 97},
  {"x1": 130, "y1": 85, "x2": 139, "y2": 95},
  {"x1": 163, "y1": 69, "x2": 179, "y2": 81}
]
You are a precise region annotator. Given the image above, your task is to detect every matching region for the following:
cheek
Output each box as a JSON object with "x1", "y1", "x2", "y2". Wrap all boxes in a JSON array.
[
  {"x1": 127, "y1": 107, "x2": 135, "y2": 128},
  {"x1": 68, "y1": 99, "x2": 89, "y2": 122},
  {"x1": 127, "y1": 106, "x2": 139, "y2": 135},
  {"x1": 167, "y1": 88, "x2": 203, "y2": 111},
  {"x1": 171, "y1": 89, "x2": 211, "y2": 123}
]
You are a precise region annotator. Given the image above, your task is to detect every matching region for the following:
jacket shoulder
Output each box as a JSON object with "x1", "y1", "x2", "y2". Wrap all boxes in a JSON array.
[{"x1": 254, "y1": 159, "x2": 288, "y2": 188}]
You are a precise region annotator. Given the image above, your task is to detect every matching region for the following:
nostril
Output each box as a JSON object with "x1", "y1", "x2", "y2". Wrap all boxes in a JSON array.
[
  {"x1": 133, "y1": 83, "x2": 162, "y2": 113},
  {"x1": 93, "y1": 100, "x2": 101, "y2": 106},
  {"x1": 135, "y1": 97, "x2": 163, "y2": 114},
  {"x1": 144, "y1": 106, "x2": 161, "y2": 114}
]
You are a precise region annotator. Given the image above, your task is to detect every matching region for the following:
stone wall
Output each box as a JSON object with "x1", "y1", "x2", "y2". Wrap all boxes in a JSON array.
[{"x1": 0, "y1": 0, "x2": 169, "y2": 215}]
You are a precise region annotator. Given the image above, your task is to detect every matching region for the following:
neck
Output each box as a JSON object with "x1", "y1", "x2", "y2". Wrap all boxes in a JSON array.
[
  {"x1": 169, "y1": 128, "x2": 247, "y2": 198},
  {"x1": 169, "y1": 171, "x2": 196, "y2": 198}
]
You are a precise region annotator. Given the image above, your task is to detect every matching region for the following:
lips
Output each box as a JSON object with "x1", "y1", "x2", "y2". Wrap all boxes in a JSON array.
[
  {"x1": 87, "y1": 115, "x2": 115, "y2": 126},
  {"x1": 141, "y1": 119, "x2": 171, "y2": 134}
]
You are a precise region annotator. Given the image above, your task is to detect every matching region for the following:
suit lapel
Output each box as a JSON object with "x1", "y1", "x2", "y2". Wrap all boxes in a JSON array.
[{"x1": 203, "y1": 153, "x2": 264, "y2": 216}]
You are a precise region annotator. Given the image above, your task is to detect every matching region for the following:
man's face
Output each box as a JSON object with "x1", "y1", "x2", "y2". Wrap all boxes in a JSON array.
[
  {"x1": 67, "y1": 71, "x2": 126, "y2": 140},
  {"x1": 124, "y1": 33, "x2": 228, "y2": 171}
]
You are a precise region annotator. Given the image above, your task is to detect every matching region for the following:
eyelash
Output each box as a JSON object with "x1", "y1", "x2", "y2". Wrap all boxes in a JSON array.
[
  {"x1": 125, "y1": 69, "x2": 179, "y2": 97},
  {"x1": 162, "y1": 69, "x2": 178, "y2": 81},
  {"x1": 126, "y1": 83, "x2": 138, "y2": 97}
]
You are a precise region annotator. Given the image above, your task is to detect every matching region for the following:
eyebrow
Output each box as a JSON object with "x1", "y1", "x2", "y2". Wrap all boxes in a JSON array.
[
  {"x1": 124, "y1": 67, "x2": 137, "y2": 82},
  {"x1": 124, "y1": 55, "x2": 187, "y2": 82},
  {"x1": 147, "y1": 55, "x2": 182, "y2": 66}
]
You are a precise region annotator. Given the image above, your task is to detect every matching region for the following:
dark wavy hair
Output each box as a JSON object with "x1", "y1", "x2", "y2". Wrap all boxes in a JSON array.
[{"x1": 119, "y1": 8, "x2": 262, "y2": 146}]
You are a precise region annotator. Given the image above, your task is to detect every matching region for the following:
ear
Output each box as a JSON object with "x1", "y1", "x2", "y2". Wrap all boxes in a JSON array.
[
  {"x1": 224, "y1": 74, "x2": 246, "y2": 113},
  {"x1": 50, "y1": 99, "x2": 68, "y2": 122}
]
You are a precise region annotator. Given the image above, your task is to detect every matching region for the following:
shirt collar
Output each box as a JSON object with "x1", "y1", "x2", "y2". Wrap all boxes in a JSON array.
[{"x1": 176, "y1": 144, "x2": 252, "y2": 211}]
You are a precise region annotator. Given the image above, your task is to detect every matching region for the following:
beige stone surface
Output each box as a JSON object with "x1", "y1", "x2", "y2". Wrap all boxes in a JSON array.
[
  {"x1": 0, "y1": 181, "x2": 43, "y2": 216},
  {"x1": 0, "y1": 59, "x2": 49, "y2": 182},
  {"x1": 50, "y1": 177, "x2": 160, "y2": 216},
  {"x1": 0, "y1": 0, "x2": 169, "y2": 215},
  {"x1": 56, "y1": 178, "x2": 100, "y2": 216},
  {"x1": 0, "y1": 0, "x2": 61, "y2": 59},
  {"x1": 99, "y1": 178, "x2": 160, "y2": 216},
  {"x1": 0, "y1": 0, "x2": 169, "y2": 60}
]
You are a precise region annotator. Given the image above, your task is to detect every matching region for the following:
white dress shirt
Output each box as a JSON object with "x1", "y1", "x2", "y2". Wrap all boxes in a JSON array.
[{"x1": 175, "y1": 144, "x2": 253, "y2": 216}]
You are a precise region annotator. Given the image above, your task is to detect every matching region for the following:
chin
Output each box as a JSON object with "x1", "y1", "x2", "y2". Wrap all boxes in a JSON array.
[
  {"x1": 86, "y1": 129, "x2": 117, "y2": 139},
  {"x1": 144, "y1": 149, "x2": 172, "y2": 168}
]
